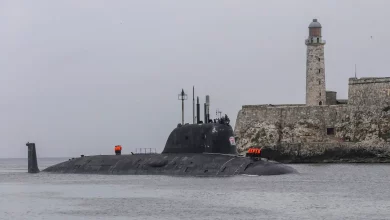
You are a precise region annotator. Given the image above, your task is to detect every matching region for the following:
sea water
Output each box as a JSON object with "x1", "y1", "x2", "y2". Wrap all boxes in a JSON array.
[{"x1": 0, "y1": 158, "x2": 390, "y2": 220}]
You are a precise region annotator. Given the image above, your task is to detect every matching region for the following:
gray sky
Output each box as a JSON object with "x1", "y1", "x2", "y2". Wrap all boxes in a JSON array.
[{"x1": 1, "y1": 0, "x2": 390, "y2": 158}]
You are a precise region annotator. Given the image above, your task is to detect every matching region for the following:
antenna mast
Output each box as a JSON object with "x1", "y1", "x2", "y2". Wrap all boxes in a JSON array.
[
  {"x1": 192, "y1": 86, "x2": 195, "y2": 124},
  {"x1": 355, "y1": 64, "x2": 357, "y2": 78},
  {"x1": 178, "y1": 89, "x2": 187, "y2": 125},
  {"x1": 216, "y1": 108, "x2": 222, "y2": 118}
]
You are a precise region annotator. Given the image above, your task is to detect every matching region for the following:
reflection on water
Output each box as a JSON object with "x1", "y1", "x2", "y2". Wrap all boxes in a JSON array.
[{"x1": 1, "y1": 158, "x2": 390, "y2": 220}]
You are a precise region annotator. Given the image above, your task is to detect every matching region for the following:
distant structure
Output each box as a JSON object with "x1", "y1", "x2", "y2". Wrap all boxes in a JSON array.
[
  {"x1": 234, "y1": 19, "x2": 390, "y2": 159},
  {"x1": 305, "y1": 19, "x2": 326, "y2": 106}
]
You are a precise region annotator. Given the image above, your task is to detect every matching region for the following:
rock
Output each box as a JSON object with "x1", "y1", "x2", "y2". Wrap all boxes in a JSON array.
[{"x1": 234, "y1": 104, "x2": 390, "y2": 163}]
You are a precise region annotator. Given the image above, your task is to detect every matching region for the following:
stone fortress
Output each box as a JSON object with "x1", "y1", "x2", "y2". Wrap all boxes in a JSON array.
[{"x1": 234, "y1": 19, "x2": 390, "y2": 162}]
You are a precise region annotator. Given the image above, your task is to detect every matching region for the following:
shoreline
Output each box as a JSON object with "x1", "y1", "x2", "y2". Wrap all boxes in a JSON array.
[
  {"x1": 281, "y1": 159, "x2": 390, "y2": 164},
  {"x1": 240, "y1": 143, "x2": 390, "y2": 164}
]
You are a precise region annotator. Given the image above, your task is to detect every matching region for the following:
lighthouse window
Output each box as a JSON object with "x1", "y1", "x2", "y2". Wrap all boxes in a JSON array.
[
  {"x1": 317, "y1": 37, "x2": 319, "y2": 43},
  {"x1": 318, "y1": 58, "x2": 321, "y2": 61},
  {"x1": 319, "y1": 101, "x2": 323, "y2": 105},
  {"x1": 318, "y1": 69, "x2": 321, "y2": 73},
  {"x1": 319, "y1": 80, "x2": 321, "y2": 85}
]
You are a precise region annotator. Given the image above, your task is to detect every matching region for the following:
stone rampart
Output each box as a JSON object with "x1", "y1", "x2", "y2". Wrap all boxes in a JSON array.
[
  {"x1": 348, "y1": 77, "x2": 390, "y2": 107},
  {"x1": 234, "y1": 103, "x2": 390, "y2": 162}
]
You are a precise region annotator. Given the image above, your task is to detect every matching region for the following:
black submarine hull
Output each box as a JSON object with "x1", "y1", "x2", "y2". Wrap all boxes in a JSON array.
[
  {"x1": 34, "y1": 113, "x2": 298, "y2": 176},
  {"x1": 43, "y1": 153, "x2": 297, "y2": 176}
]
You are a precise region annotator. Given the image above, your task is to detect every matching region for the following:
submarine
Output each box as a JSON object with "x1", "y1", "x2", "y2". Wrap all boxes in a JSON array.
[{"x1": 27, "y1": 91, "x2": 297, "y2": 177}]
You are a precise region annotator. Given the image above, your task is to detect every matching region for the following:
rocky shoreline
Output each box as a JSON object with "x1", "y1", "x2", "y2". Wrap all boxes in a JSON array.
[{"x1": 239, "y1": 142, "x2": 390, "y2": 164}]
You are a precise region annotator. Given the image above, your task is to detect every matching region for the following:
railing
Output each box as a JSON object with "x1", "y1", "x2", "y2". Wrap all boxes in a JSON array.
[
  {"x1": 135, "y1": 148, "x2": 158, "y2": 154},
  {"x1": 305, "y1": 39, "x2": 326, "y2": 44}
]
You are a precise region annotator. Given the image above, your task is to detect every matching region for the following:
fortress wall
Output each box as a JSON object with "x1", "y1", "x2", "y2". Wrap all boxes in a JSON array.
[
  {"x1": 234, "y1": 104, "x2": 390, "y2": 159},
  {"x1": 234, "y1": 105, "x2": 348, "y2": 149},
  {"x1": 348, "y1": 77, "x2": 390, "y2": 108}
]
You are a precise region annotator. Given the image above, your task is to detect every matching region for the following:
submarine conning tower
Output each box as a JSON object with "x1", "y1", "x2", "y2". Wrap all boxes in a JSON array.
[{"x1": 162, "y1": 115, "x2": 238, "y2": 155}]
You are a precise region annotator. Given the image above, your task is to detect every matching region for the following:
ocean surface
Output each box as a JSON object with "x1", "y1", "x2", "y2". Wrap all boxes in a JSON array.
[{"x1": 0, "y1": 158, "x2": 390, "y2": 220}]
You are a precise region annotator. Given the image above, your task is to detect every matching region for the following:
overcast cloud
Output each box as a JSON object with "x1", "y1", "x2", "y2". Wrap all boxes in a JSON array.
[{"x1": 1, "y1": 0, "x2": 389, "y2": 158}]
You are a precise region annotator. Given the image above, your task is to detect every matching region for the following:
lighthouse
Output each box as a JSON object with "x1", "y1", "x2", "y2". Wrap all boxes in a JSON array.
[{"x1": 305, "y1": 19, "x2": 326, "y2": 106}]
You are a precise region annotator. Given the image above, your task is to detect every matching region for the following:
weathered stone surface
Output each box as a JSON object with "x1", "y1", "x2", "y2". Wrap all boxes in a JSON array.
[
  {"x1": 326, "y1": 91, "x2": 337, "y2": 105},
  {"x1": 306, "y1": 40, "x2": 326, "y2": 106},
  {"x1": 349, "y1": 77, "x2": 390, "y2": 108},
  {"x1": 234, "y1": 102, "x2": 390, "y2": 163}
]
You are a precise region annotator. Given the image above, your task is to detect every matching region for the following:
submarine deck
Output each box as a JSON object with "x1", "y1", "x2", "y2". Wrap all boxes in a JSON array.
[{"x1": 43, "y1": 153, "x2": 297, "y2": 176}]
